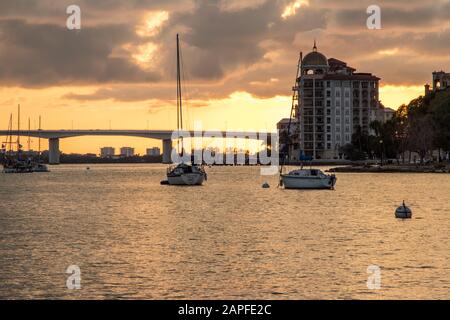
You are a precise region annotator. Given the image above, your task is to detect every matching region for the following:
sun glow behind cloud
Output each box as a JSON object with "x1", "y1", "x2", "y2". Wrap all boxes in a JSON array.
[
  {"x1": 132, "y1": 43, "x2": 158, "y2": 65},
  {"x1": 136, "y1": 11, "x2": 169, "y2": 37},
  {"x1": 281, "y1": 0, "x2": 309, "y2": 19},
  {"x1": 131, "y1": 11, "x2": 169, "y2": 67},
  {"x1": 378, "y1": 48, "x2": 400, "y2": 56}
]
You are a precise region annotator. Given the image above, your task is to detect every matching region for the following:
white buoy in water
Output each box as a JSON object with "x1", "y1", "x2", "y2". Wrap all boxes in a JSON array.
[
  {"x1": 395, "y1": 201, "x2": 412, "y2": 219},
  {"x1": 262, "y1": 182, "x2": 270, "y2": 188}
]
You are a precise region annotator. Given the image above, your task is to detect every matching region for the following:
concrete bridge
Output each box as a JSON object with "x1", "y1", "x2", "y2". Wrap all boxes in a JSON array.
[{"x1": 0, "y1": 129, "x2": 274, "y2": 164}]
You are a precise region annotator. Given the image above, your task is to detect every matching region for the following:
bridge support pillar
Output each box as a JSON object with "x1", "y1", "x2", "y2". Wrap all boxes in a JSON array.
[
  {"x1": 162, "y1": 139, "x2": 173, "y2": 164},
  {"x1": 49, "y1": 138, "x2": 60, "y2": 165}
]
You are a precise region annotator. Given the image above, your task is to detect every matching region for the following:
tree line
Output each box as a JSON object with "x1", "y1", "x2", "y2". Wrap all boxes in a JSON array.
[{"x1": 346, "y1": 87, "x2": 450, "y2": 164}]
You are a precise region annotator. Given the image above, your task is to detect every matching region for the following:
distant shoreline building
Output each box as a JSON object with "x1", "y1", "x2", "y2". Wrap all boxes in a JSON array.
[
  {"x1": 120, "y1": 147, "x2": 135, "y2": 157},
  {"x1": 146, "y1": 147, "x2": 161, "y2": 157},
  {"x1": 100, "y1": 147, "x2": 115, "y2": 158},
  {"x1": 290, "y1": 42, "x2": 388, "y2": 160}
]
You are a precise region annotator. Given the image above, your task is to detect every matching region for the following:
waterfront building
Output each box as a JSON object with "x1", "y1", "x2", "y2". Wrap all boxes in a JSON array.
[
  {"x1": 293, "y1": 42, "x2": 384, "y2": 159},
  {"x1": 373, "y1": 103, "x2": 396, "y2": 123},
  {"x1": 100, "y1": 147, "x2": 115, "y2": 158},
  {"x1": 277, "y1": 118, "x2": 300, "y2": 161},
  {"x1": 120, "y1": 147, "x2": 135, "y2": 157},
  {"x1": 146, "y1": 147, "x2": 161, "y2": 156}
]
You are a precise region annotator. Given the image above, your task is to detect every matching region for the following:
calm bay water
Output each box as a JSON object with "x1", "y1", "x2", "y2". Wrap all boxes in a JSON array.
[{"x1": 0, "y1": 164, "x2": 449, "y2": 299}]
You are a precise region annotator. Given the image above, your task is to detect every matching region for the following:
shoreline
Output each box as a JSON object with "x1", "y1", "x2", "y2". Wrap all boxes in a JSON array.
[{"x1": 328, "y1": 164, "x2": 450, "y2": 173}]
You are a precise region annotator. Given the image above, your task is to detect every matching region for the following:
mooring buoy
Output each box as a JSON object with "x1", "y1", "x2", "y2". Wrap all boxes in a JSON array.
[{"x1": 395, "y1": 201, "x2": 412, "y2": 219}]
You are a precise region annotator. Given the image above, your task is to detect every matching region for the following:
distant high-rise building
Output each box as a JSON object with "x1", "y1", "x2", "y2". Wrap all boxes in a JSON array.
[
  {"x1": 293, "y1": 42, "x2": 383, "y2": 159},
  {"x1": 100, "y1": 147, "x2": 115, "y2": 158},
  {"x1": 120, "y1": 147, "x2": 135, "y2": 157},
  {"x1": 146, "y1": 147, "x2": 161, "y2": 156}
]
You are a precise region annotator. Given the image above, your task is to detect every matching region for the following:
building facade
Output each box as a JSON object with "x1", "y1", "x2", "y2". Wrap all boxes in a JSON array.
[
  {"x1": 425, "y1": 71, "x2": 450, "y2": 94},
  {"x1": 373, "y1": 103, "x2": 396, "y2": 124},
  {"x1": 120, "y1": 147, "x2": 135, "y2": 157},
  {"x1": 295, "y1": 43, "x2": 382, "y2": 159},
  {"x1": 146, "y1": 147, "x2": 161, "y2": 156},
  {"x1": 277, "y1": 118, "x2": 300, "y2": 161},
  {"x1": 100, "y1": 147, "x2": 115, "y2": 158}
]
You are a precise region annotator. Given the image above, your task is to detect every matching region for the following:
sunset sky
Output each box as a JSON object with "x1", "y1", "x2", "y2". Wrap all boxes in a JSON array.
[{"x1": 1, "y1": 0, "x2": 449, "y2": 154}]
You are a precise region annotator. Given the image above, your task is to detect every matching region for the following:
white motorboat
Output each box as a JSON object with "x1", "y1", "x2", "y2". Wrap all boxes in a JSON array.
[
  {"x1": 280, "y1": 168, "x2": 336, "y2": 190},
  {"x1": 167, "y1": 163, "x2": 206, "y2": 186}
]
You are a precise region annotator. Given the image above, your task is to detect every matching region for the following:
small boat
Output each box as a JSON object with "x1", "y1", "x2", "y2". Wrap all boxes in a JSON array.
[
  {"x1": 1, "y1": 106, "x2": 34, "y2": 174},
  {"x1": 280, "y1": 168, "x2": 336, "y2": 189},
  {"x1": 167, "y1": 163, "x2": 207, "y2": 186},
  {"x1": 33, "y1": 162, "x2": 50, "y2": 172},
  {"x1": 165, "y1": 34, "x2": 207, "y2": 186},
  {"x1": 2, "y1": 159, "x2": 34, "y2": 173}
]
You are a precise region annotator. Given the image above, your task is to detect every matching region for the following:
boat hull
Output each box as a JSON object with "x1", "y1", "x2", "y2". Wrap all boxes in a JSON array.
[
  {"x1": 33, "y1": 164, "x2": 50, "y2": 172},
  {"x1": 167, "y1": 173, "x2": 205, "y2": 186},
  {"x1": 281, "y1": 175, "x2": 335, "y2": 189},
  {"x1": 2, "y1": 165, "x2": 34, "y2": 174}
]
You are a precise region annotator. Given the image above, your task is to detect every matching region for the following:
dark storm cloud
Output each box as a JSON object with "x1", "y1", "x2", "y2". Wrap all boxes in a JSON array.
[
  {"x1": 0, "y1": 19, "x2": 160, "y2": 86},
  {"x1": 331, "y1": 1, "x2": 450, "y2": 29},
  {"x1": 147, "y1": 0, "x2": 327, "y2": 85},
  {"x1": 161, "y1": 0, "x2": 281, "y2": 79},
  {"x1": 0, "y1": 0, "x2": 184, "y2": 16}
]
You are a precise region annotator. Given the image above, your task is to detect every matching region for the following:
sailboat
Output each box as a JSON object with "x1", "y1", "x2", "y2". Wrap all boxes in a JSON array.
[
  {"x1": 279, "y1": 54, "x2": 336, "y2": 190},
  {"x1": 164, "y1": 34, "x2": 207, "y2": 186},
  {"x1": 1, "y1": 105, "x2": 34, "y2": 173}
]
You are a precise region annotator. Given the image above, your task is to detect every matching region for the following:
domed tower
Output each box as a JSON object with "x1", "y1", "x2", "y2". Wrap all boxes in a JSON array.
[
  {"x1": 296, "y1": 41, "x2": 329, "y2": 160},
  {"x1": 301, "y1": 41, "x2": 329, "y2": 75},
  {"x1": 291, "y1": 40, "x2": 381, "y2": 161}
]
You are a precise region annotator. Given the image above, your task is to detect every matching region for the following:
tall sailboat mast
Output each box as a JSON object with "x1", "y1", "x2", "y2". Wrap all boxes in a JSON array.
[
  {"x1": 176, "y1": 34, "x2": 184, "y2": 155},
  {"x1": 38, "y1": 116, "x2": 42, "y2": 157},
  {"x1": 17, "y1": 104, "x2": 21, "y2": 158},
  {"x1": 4, "y1": 114, "x2": 13, "y2": 153},
  {"x1": 280, "y1": 52, "x2": 302, "y2": 175},
  {"x1": 28, "y1": 117, "x2": 31, "y2": 152}
]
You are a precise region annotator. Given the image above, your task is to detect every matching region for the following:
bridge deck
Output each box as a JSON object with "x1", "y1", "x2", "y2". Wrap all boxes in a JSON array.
[{"x1": 0, "y1": 130, "x2": 274, "y2": 140}]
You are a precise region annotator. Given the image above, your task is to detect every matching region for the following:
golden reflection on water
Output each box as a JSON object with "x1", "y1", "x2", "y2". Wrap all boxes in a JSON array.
[{"x1": 0, "y1": 164, "x2": 449, "y2": 299}]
